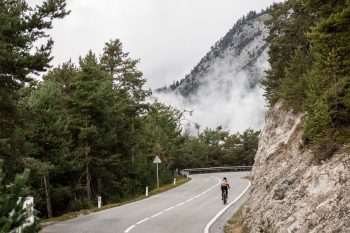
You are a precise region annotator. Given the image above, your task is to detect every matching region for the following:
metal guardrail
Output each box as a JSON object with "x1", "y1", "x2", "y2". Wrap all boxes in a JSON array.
[{"x1": 180, "y1": 166, "x2": 252, "y2": 175}]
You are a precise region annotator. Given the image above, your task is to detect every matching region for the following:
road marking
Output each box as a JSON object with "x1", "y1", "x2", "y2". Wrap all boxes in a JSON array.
[
  {"x1": 124, "y1": 174, "x2": 222, "y2": 233},
  {"x1": 151, "y1": 212, "x2": 163, "y2": 218},
  {"x1": 176, "y1": 202, "x2": 185, "y2": 207},
  {"x1": 136, "y1": 218, "x2": 150, "y2": 225},
  {"x1": 203, "y1": 178, "x2": 252, "y2": 233},
  {"x1": 164, "y1": 206, "x2": 175, "y2": 212},
  {"x1": 124, "y1": 225, "x2": 135, "y2": 233}
]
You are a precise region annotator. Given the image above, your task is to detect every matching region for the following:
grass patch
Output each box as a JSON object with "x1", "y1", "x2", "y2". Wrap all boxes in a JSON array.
[
  {"x1": 224, "y1": 206, "x2": 249, "y2": 233},
  {"x1": 41, "y1": 176, "x2": 190, "y2": 227}
]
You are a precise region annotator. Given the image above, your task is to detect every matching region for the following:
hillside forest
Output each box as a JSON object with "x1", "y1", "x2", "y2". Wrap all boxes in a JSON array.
[{"x1": 262, "y1": 0, "x2": 350, "y2": 160}]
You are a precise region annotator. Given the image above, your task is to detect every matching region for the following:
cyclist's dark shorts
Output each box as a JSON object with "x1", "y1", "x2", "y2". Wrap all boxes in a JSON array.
[{"x1": 221, "y1": 186, "x2": 228, "y2": 196}]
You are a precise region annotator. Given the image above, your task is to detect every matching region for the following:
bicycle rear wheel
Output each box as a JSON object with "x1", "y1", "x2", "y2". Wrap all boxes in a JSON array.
[{"x1": 223, "y1": 190, "x2": 227, "y2": 205}]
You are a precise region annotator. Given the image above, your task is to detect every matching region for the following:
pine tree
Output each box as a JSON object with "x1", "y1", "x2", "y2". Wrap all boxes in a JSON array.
[
  {"x1": 280, "y1": 47, "x2": 310, "y2": 110},
  {"x1": 0, "y1": 0, "x2": 69, "y2": 186},
  {"x1": 263, "y1": 0, "x2": 315, "y2": 105},
  {"x1": 24, "y1": 81, "x2": 70, "y2": 218},
  {"x1": 100, "y1": 39, "x2": 150, "y2": 102},
  {"x1": 100, "y1": 39, "x2": 151, "y2": 195},
  {"x1": 67, "y1": 51, "x2": 116, "y2": 202}
]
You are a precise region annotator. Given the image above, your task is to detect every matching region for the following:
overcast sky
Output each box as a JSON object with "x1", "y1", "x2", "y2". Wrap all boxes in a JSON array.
[{"x1": 28, "y1": 0, "x2": 281, "y2": 89}]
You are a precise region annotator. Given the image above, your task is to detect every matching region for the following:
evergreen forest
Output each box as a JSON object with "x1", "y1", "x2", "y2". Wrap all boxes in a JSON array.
[{"x1": 262, "y1": 0, "x2": 350, "y2": 160}]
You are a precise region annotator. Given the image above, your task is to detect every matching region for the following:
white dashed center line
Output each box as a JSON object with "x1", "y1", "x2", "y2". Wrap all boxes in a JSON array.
[
  {"x1": 175, "y1": 202, "x2": 185, "y2": 207},
  {"x1": 124, "y1": 225, "x2": 135, "y2": 233},
  {"x1": 151, "y1": 212, "x2": 164, "y2": 218},
  {"x1": 164, "y1": 206, "x2": 175, "y2": 212},
  {"x1": 123, "y1": 176, "x2": 221, "y2": 233},
  {"x1": 136, "y1": 218, "x2": 150, "y2": 225}
]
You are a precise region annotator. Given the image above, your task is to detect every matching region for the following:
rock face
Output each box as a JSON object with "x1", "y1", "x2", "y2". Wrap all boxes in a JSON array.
[{"x1": 243, "y1": 101, "x2": 350, "y2": 232}]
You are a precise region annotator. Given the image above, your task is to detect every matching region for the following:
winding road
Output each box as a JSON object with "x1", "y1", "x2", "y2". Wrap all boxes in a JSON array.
[{"x1": 41, "y1": 171, "x2": 250, "y2": 233}]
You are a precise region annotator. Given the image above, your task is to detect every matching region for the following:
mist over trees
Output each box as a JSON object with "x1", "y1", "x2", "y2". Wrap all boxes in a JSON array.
[
  {"x1": 262, "y1": 0, "x2": 350, "y2": 160},
  {"x1": 0, "y1": 0, "x2": 260, "y2": 223}
]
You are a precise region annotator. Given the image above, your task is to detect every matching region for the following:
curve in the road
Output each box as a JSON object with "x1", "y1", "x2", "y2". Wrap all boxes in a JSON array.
[
  {"x1": 124, "y1": 176, "x2": 222, "y2": 233},
  {"x1": 41, "y1": 172, "x2": 250, "y2": 233},
  {"x1": 203, "y1": 179, "x2": 251, "y2": 233}
]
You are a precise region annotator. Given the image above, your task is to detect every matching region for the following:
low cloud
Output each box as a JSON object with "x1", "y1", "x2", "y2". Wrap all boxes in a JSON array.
[{"x1": 153, "y1": 50, "x2": 269, "y2": 133}]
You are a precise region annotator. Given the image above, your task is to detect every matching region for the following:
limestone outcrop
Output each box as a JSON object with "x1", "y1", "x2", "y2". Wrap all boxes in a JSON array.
[{"x1": 243, "y1": 102, "x2": 350, "y2": 232}]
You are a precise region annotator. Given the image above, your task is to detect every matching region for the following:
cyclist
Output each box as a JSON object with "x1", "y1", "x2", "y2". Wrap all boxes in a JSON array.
[{"x1": 221, "y1": 177, "x2": 230, "y2": 200}]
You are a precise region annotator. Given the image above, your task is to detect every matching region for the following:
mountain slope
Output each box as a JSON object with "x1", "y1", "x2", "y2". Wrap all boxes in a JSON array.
[
  {"x1": 154, "y1": 11, "x2": 270, "y2": 132},
  {"x1": 174, "y1": 11, "x2": 269, "y2": 98}
]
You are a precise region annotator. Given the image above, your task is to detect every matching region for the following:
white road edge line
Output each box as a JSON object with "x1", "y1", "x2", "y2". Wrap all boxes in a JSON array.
[
  {"x1": 124, "y1": 225, "x2": 135, "y2": 233},
  {"x1": 151, "y1": 211, "x2": 164, "y2": 218},
  {"x1": 136, "y1": 218, "x2": 150, "y2": 225},
  {"x1": 203, "y1": 179, "x2": 251, "y2": 233}
]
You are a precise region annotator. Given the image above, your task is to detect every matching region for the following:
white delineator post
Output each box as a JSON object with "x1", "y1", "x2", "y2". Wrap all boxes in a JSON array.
[
  {"x1": 97, "y1": 196, "x2": 102, "y2": 208},
  {"x1": 173, "y1": 178, "x2": 176, "y2": 186},
  {"x1": 153, "y1": 155, "x2": 162, "y2": 189},
  {"x1": 145, "y1": 186, "x2": 149, "y2": 197}
]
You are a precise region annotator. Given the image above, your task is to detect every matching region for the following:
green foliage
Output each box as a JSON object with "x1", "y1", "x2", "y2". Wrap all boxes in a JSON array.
[
  {"x1": 178, "y1": 128, "x2": 260, "y2": 168},
  {"x1": 263, "y1": 0, "x2": 350, "y2": 160},
  {"x1": 0, "y1": 0, "x2": 69, "y2": 147},
  {"x1": 0, "y1": 160, "x2": 40, "y2": 233},
  {"x1": 279, "y1": 48, "x2": 310, "y2": 111},
  {"x1": 263, "y1": 0, "x2": 315, "y2": 104}
]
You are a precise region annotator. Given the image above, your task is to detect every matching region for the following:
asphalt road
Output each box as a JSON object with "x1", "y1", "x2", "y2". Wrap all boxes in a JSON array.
[{"x1": 41, "y1": 171, "x2": 250, "y2": 233}]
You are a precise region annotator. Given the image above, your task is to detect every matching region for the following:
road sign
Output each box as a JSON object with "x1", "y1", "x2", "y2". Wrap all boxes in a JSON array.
[
  {"x1": 153, "y1": 155, "x2": 161, "y2": 163},
  {"x1": 153, "y1": 155, "x2": 161, "y2": 189}
]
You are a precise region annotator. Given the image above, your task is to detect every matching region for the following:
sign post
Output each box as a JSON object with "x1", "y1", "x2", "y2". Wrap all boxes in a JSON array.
[{"x1": 153, "y1": 155, "x2": 162, "y2": 189}]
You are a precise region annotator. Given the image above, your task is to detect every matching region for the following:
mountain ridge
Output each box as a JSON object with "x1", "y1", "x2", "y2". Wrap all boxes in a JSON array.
[{"x1": 156, "y1": 10, "x2": 270, "y2": 99}]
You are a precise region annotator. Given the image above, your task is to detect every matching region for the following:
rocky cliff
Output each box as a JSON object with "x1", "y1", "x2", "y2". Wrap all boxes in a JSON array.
[{"x1": 243, "y1": 101, "x2": 350, "y2": 232}]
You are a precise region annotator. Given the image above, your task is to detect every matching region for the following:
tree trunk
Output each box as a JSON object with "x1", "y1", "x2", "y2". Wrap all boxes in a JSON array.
[
  {"x1": 43, "y1": 151, "x2": 53, "y2": 218},
  {"x1": 97, "y1": 178, "x2": 102, "y2": 195},
  {"x1": 131, "y1": 123, "x2": 135, "y2": 164},
  {"x1": 131, "y1": 122, "x2": 136, "y2": 195},
  {"x1": 86, "y1": 165, "x2": 92, "y2": 201},
  {"x1": 85, "y1": 116, "x2": 92, "y2": 200},
  {"x1": 43, "y1": 173, "x2": 53, "y2": 218}
]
